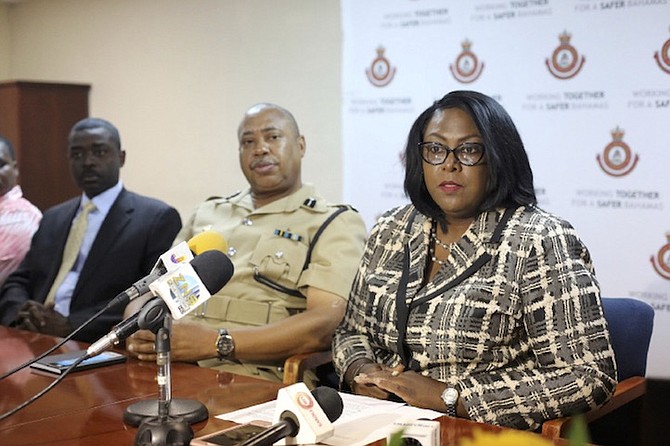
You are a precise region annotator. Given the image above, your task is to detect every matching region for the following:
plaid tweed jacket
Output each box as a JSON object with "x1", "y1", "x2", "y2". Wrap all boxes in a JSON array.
[{"x1": 333, "y1": 204, "x2": 616, "y2": 430}]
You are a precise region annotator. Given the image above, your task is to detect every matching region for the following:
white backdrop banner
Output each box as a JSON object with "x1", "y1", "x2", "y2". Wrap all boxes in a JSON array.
[{"x1": 341, "y1": 0, "x2": 670, "y2": 377}]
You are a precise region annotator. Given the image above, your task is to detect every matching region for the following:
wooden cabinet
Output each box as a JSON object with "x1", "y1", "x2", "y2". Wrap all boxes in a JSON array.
[{"x1": 0, "y1": 80, "x2": 90, "y2": 211}]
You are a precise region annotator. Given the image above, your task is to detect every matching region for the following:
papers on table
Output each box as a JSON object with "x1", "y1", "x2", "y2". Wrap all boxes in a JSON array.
[{"x1": 216, "y1": 392, "x2": 442, "y2": 446}]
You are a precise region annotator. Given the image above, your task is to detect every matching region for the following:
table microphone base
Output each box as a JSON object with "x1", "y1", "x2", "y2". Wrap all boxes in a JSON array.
[
  {"x1": 124, "y1": 398, "x2": 208, "y2": 426},
  {"x1": 134, "y1": 415, "x2": 193, "y2": 446}
]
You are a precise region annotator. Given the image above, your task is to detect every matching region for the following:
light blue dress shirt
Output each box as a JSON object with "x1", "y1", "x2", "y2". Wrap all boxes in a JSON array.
[{"x1": 53, "y1": 181, "x2": 123, "y2": 316}]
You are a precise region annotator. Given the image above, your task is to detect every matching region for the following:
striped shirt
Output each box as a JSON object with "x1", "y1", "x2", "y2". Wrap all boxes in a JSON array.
[{"x1": 0, "y1": 186, "x2": 42, "y2": 287}]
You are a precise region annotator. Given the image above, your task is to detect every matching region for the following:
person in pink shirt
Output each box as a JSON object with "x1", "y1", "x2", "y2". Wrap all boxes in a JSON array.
[{"x1": 0, "y1": 136, "x2": 42, "y2": 287}]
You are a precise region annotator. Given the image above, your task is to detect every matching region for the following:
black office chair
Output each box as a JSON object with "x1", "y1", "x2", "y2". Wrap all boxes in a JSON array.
[{"x1": 542, "y1": 297, "x2": 655, "y2": 442}]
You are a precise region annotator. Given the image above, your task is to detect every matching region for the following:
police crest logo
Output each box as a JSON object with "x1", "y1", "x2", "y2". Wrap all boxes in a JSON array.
[
  {"x1": 449, "y1": 39, "x2": 484, "y2": 84},
  {"x1": 651, "y1": 233, "x2": 670, "y2": 281},
  {"x1": 653, "y1": 28, "x2": 670, "y2": 75},
  {"x1": 366, "y1": 46, "x2": 397, "y2": 87},
  {"x1": 545, "y1": 31, "x2": 585, "y2": 80},
  {"x1": 596, "y1": 126, "x2": 639, "y2": 177}
]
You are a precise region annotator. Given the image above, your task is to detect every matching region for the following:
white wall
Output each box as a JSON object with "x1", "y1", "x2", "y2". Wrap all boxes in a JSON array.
[
  {"x1": 0, "y1": 4, "x2": 10, "y2": 78},
  {"x1": 2, "y1": 0, "x2": 343, "y2": 220}
]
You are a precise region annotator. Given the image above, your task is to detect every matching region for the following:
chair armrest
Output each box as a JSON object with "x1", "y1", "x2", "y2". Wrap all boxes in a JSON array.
[
  {"x1": 283, "y1": 350, "x2": 333, "y2": 385},
  {"x1": 541, "y1": 376, "x2": 646, "y2": 439}
]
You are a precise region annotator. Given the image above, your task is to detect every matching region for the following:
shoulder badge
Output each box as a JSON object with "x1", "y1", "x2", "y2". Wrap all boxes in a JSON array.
[{"x1": 209, "y1": 191, "x2": 241, "y2": 202}]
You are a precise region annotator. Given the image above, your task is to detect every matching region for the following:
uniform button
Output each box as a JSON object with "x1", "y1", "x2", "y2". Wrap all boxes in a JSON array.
[
  {"x1": 228, "y1": 247, "x2": 237, "y2": 257},
  {"x1": 242, "y1": 218, "x2": 253, "y2": 226},
  {"x1": 275, "y1": 251, "x2": 284, "y2": 259}
]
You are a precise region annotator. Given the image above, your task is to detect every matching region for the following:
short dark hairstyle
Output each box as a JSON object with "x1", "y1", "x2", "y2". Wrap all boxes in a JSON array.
[
  {"x1": 242, "y1": 103, "x2": 301, "y2": 136},
  {"x1": 69, "y1": 117, "x2": 122, "y2": 150},
  {"x1": 0, "y1": 135, "x2": 16, "y2": 160},
  {"x1": 403, "y1": 90, "x2": 536, "y2": 223}
]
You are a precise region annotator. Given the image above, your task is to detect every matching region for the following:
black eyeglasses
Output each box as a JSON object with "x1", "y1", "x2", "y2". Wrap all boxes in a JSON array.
[{"x1": 419, "y1": 141, "x2": 485, "y2": 166}]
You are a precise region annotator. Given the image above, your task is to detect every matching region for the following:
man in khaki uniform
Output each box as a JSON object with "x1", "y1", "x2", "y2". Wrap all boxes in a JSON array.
[{"x1": 126, "y1": 103, "x2": 367, "y2": 384}]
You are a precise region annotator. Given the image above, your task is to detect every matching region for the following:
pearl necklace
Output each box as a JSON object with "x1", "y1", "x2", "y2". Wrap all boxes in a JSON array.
[{"x1": 430, "y1": 226, "x2": 454, "y2": 266}]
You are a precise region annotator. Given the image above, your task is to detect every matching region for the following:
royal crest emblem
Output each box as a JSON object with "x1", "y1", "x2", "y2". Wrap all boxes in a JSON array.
[
  {"x1": 596, "y1": 126, "x2": 639, "y2": 177},
  {"x1": 449, "y1": 40, "x2": 484, "y2": 84},
  {"x1": 654, "y1": 28, "x2": 670, "y2": 75},
  {"x1": 366, "y1": 47, "x2": 396, "y2": 87},
  {"x1": 546, "y1": 31, "x2": 585, "y2": 80},
  {"x1": 651, "y1": 233, "x2": 670, "y2": 281}
]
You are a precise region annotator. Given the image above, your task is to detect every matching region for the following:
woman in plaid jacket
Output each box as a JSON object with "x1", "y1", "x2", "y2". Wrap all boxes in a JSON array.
[{"x1": 333, "y1": 90, "x2": 616, "y2": 431}]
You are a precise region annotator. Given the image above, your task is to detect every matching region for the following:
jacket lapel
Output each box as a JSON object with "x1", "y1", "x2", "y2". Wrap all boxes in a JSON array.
[
  {"x1": 418, "y1": 209, "x2": 505, "y2": 301},
  {"x1": 74, "y1": 190, "x2": 133, "y2": 292},
  {"x1": 403, "y1": 212, "x2": 431, "y2": 302}
]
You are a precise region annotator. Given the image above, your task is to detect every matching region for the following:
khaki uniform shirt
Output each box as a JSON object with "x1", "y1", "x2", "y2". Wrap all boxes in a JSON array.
[{"x1": 176, "y1": 184, "x2": 367, "y2": 380}]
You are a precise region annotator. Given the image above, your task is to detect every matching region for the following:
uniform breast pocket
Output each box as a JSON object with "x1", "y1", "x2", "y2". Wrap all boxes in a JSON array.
[{"x1": 249, "y1": 234, "x2": 308, "y2": 289}]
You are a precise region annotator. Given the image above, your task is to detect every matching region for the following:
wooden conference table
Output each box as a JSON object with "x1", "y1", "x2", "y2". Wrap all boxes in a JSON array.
[{"x1": 0, "y1": 326, "x2": 568, "y2": 445}]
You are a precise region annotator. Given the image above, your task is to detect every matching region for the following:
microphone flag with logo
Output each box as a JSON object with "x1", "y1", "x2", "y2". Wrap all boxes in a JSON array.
[
  {"x1": 273, "y1": 383, "x2": 341, "y2": 445},
  {"x1": 149, "y1": 250, "x2": 232, "y2": 320}
]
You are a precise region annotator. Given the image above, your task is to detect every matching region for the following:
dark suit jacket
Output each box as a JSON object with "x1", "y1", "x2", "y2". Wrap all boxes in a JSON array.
[{"x1": 0, "y1": 189, "x2": 182, "y2": 342}]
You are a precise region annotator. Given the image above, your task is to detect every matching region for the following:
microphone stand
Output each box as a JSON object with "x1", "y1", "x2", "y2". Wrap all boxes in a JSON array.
[{"x1": 124, "y1": 311, "x2": 208, "y2": 446}]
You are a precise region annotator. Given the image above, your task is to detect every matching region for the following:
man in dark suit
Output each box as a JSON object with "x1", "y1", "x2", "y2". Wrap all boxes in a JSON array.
[{"x1": 0, "y1": 118, "x2": 181, "y2": 342}]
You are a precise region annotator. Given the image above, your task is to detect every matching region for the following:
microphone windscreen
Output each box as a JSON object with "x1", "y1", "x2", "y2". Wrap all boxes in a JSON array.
[
  {"x1": 188, "y1": 230, "x2": 228, "y2": 255},
  {"x1": 311, "y1": 387, "x2": 343, "y2": 423},
  {"x1": 190, "y1": 250, "x2": 234, "y2": 294}
]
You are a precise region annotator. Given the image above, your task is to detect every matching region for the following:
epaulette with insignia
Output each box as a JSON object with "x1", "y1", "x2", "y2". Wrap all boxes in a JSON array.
[
  {"x1": 332, "y1": 204, "x2": 359, "y2": 213},
  {"x1": 209, "y1": 191, "x2": 241, "y2": 202}
]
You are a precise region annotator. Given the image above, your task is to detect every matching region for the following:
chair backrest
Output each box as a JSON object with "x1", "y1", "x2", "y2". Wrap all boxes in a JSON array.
[{"x1": 601, "y1": 297, "x2": 654, "y2": 381}]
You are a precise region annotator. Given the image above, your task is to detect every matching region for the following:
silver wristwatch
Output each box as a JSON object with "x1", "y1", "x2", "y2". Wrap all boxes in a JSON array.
[
  {"x1": 216, "y1": 328, "x2": 235, "y2": 359},
  {"x1": 441, "y1": 387, "x2": 458, "y2": 417}
]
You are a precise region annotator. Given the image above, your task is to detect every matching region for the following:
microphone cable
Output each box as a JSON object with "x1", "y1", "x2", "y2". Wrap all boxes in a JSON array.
[
  {"x1": 0, "y1": 296, "x2": 126, "y2": 381},
  {"x1": 0, "y1": 351, "x2": 90, "y2": 421},
  {"x1": 1, "y1": 233, "x2": 230, "y2": 381}
]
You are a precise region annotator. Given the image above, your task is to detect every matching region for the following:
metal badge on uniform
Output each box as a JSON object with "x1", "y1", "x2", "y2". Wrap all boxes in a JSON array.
[{"x1": 303, "y1": 198, "x2": 317, "y2": 208}]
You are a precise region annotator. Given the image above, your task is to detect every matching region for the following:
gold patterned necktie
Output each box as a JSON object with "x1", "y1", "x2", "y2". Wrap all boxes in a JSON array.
[{"x1": 44, "y1": 201, "x2": 97, "y2": 307}]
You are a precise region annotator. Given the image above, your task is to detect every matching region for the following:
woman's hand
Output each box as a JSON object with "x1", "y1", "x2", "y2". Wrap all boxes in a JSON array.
[
  {"x1": 350, "y1": 362, "x2": 396, "y2": 399},
  {"x1": 355, "y1": 366, "x2": 448, "y2": 412}
]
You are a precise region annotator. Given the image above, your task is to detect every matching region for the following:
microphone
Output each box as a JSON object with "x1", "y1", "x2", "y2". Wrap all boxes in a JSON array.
[
  {"x1": 86, "y1": 250, "x2": 234, "y2": 357},
  {"x1": 187, "y1": 230, "x2": 228, "y2": 255},
  {"x1": 149, "y1": 249, "x2": 233, "y2": 320},
  {"x1": 239, "y1": 383, "x2": 343, "y2": 446},
  {"x1": 105, "y1": 231, "x2": 228, "y2": 309}
]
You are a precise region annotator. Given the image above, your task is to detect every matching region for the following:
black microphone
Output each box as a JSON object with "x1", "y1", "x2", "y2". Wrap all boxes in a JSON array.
[
  {"x1": 86, "y1": 298, "x2": 167, "y2": 357},
  {"x1": 86, "y1": 250, "x2": 234, "y2": 357},
  {"x1": 239, "y1": 386, "x2": 343, "y2": 446},
  {"x1": 105, "y1": 231, "x2": 229, "y2": 310},
  {"x1": 106, "y1": 266, "x2": 167, "y2": 309},
  {"x1": 312, "y1": 386, "x2": 344, "y2": 422}
]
